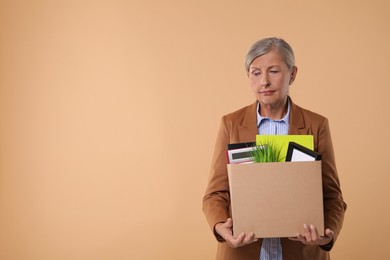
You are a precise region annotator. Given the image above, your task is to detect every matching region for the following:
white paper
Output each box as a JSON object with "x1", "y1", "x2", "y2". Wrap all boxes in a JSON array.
[{"x1": 291, "y1": 149, "x2": 316, "y2": 162}]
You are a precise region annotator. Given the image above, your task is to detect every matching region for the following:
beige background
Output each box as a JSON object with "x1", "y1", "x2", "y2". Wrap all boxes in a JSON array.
[{"x1": 0, "y1": 1, "x2": 389, "y2": 259}]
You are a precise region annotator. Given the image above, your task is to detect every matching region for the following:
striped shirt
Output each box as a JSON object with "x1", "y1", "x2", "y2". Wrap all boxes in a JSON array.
[{"x1": 257, "y1": 100, "x2": 290, "y2": 260}]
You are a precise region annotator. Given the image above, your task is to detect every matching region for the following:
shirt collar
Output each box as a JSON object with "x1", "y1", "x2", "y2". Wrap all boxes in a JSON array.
[{"x1": 256, "y1": 99, "x2": 291, "y2": 127}]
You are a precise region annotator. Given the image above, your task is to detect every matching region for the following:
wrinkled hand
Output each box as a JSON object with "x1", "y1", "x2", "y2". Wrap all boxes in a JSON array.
[
  {"x1": 289, "y1": 224, "x2": 334, "y2": 246},
  {"x1": 215, "y1": 218, "x2": 258, "y2": 248}
]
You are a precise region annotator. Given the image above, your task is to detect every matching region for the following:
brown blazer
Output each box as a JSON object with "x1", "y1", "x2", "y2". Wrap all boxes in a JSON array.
[{"x1": 203, "y1": 98, "x2": 347, "y2": 260}]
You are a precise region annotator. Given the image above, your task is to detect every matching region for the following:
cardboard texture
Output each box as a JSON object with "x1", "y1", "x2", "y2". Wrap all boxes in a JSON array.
[{"x1": 227, "y1": 161, "x2": 324, "y2": 238}]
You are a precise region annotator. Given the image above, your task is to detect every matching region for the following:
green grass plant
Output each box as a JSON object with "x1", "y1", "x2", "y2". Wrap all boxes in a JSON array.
[{"x1": 249, "y1": 141, "x2": 284, "y2": 163}]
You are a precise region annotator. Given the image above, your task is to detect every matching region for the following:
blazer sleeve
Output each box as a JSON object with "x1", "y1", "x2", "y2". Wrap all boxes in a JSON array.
[
  {"x1": 202, "y1": 116, "x2": 231, "y2": 240},
  {"x1": 316, "y1": 117, "x2": 347, "y2": 250}
]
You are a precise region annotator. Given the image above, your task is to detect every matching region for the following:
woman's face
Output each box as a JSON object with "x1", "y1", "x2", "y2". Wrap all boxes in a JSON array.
[{"x1": 248, "y1": 50, "x2": 297, "y2": 111}]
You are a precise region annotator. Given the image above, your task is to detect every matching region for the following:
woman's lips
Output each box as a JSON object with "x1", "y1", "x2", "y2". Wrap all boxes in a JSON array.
[{"x1": 260, "y1": 90, "x2": 275, "y2": 96}]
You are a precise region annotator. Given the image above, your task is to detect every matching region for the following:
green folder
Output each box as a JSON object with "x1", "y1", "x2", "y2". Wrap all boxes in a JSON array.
[{"x1": 256, "y1": 135, "x2": 314, "y2": 162}]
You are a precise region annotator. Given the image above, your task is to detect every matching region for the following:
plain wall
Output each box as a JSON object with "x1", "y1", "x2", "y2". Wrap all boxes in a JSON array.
[{"x1": 0, "y1": 1, "x2": 389, "y2": 259}]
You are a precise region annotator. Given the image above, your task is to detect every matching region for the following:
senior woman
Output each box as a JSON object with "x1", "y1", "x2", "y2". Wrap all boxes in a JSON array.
[{"x1": 203, "y1": 37, "x2": 346, "y2": 260}]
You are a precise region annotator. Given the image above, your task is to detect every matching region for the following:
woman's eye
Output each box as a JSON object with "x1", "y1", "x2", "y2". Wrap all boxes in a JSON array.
[
  {"x1": 270, "y1": 70, "x2": 279, "y2": 74},
  {"x1": 252, "y1": 72, "x2": 261, "y2": 76}
]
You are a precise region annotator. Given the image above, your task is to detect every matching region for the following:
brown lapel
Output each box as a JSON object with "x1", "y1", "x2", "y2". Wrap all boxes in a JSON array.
[
  {"x1": 288, "y1": 98, "x2": 310, "y2": 135},
  {"x1": 238, "y1": 101, "x2": 259, "y2": 143}
]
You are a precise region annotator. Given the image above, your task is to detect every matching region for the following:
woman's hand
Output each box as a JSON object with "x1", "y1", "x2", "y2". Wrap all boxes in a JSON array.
[
  {"x1": 215, "y1": 218, "x2": 258, "y2": 248},
  {"x1": 289, "y1": 224, "x2": 334, "y2": 246}
]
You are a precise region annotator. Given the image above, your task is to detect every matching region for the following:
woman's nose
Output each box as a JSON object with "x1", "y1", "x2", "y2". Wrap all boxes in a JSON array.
[{"x1": 260, "y1": 74, "x2": 269, "y2": 87}]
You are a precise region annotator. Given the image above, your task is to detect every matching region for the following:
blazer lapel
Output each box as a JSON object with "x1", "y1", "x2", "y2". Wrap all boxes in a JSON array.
[
  {"x1": 238, "y1": 101, "x2": 258, "y2": 142},
  {"x1": 288, "y1": 98, "x2": 310, "y2": 135}
]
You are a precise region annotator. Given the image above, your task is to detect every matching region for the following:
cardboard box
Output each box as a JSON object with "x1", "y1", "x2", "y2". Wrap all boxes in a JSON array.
[{"x1": 227, "y1": 161, "x2": 324, "y2": 238}]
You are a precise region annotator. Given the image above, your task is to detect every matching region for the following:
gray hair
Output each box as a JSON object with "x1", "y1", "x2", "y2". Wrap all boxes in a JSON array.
[{"x1": 245, "y1": 37, "x2": 295, "y2": 71}]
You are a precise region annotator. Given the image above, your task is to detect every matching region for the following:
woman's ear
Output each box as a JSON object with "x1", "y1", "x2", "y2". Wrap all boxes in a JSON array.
[{"x1": 289, "y1": 66, "x2": 298, "y2": 85}]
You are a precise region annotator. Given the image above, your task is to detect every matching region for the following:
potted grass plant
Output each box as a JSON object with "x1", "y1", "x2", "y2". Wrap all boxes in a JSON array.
[{"x1": 249, "y1": 141, "x2": 285, "y2": 163}]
